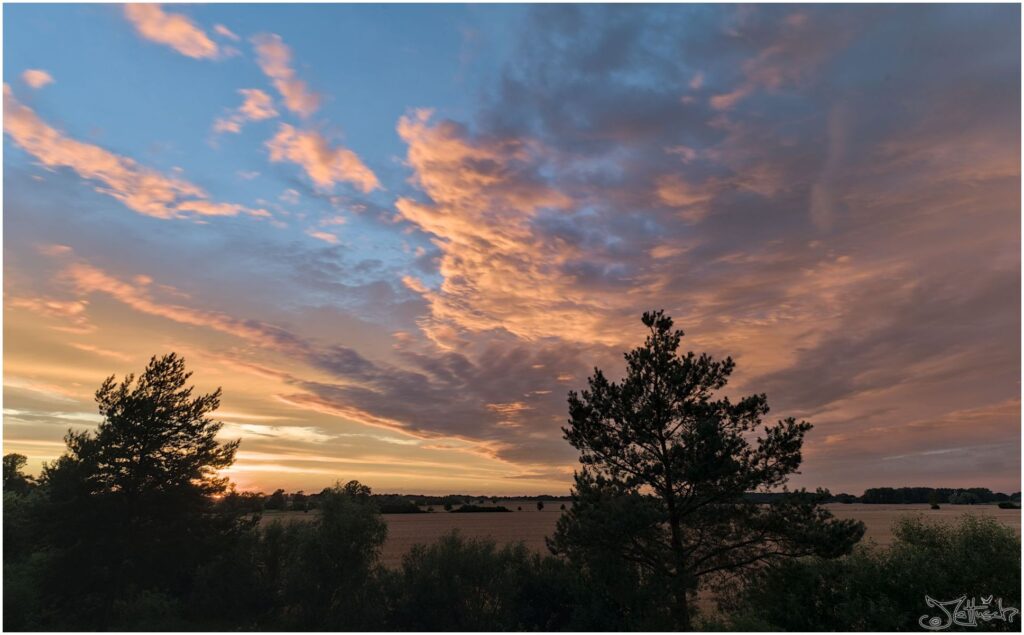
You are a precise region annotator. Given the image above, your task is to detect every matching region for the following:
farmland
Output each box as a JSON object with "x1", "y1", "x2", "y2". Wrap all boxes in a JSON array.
[{"x1": 259, "y1": 502, "x2": 1022, "y2": 567}]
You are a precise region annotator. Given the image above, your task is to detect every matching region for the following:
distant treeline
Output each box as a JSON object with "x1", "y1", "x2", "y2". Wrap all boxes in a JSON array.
[
  {"x1": 222, "y1": 490, "x2": 571, "y2": 514},
  {"x1": 238, "y1": 488, "x2": 1020, "y2": 513},
  {"x1": 859, "y1": 487, "x2": 1020, "y2": 505},
  {"x1": 746, "y1": 488, "x2": 1020, "y2": 505}
]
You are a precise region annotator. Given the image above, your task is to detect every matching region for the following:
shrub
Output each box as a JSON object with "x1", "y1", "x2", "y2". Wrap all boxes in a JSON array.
[
  {"x1": 722, "y1": 515, "x2": 1021, "y2": 630},
  {"x1": 382, "y1": 532, "x2": 577, "y2": 630}
]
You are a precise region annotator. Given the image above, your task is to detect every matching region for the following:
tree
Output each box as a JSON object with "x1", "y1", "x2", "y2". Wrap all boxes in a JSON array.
[
  {"x1": 260, "y1": 480, "x2": 387, "y2": 629},
  {"x1": 265, "y1": 489, "x2": 287, "y2": 510},
  {"x1": 550, "y1": 311, "x2": 865, "y2": 629},
  {"x1": 3, "y1": 453, "x2": 34, "y2": 495},
  {"x1": 34, "y1": 353, "x2": 244, "y2": 627},
  {"x1": 47, "y1": 353, "x2": 238, "y2": 499},
  {"x1": 291, "y1": 490, "x2": 308, "y2": 512}
]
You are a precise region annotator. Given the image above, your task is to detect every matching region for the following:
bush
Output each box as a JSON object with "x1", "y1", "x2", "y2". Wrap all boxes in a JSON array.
[
  {"x1": 376, "y1": 496, "x2": 426, "y2": 514},
  {"x1": 259, "y1": 481, "x2": 388, "y2": 629},
  {"x1": 450, "y1": 504, "x2": 511, "y2": 513},
  {"x1": 722, "y1": 515, "x2": 1021, "y2": 630},
  {"x1": 382, "y1": 532, "x2": 577, "y2": 630}
]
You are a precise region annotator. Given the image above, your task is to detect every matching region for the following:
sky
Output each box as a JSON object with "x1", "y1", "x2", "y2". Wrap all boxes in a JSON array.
[{"x1": 3, "y1": 4, "x2": 1020, "y2": 495}]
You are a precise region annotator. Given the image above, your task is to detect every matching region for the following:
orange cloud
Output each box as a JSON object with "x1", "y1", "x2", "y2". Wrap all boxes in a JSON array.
[
  {"x1": 213, "y1": 89, "x2": 278, "y2": 134},
  {"x1": 655, "y1": 174, "x2": 714, "y2": 221},
  {"x1": 266, "y1": 124, "x2": 380, "y2": 193},
  {"x1": 4, "y1": 85, "x2": 264, "y2": 220},
  {"x1": 21, "y1": 69, "x2": 53, "y2": 89},
  {"x1": 64, "y1": 263, "x2": 311, "y2": 357},
  {"x1": 305, "y1": 229, "x2": 339, "y2": 244},
  {"x1": 251, "y1": 33, "x2": 320, "y2": 117},
  {"x1": 8, "y1": 296, "x2": 93, "y2": 333},
  {"x1": 395, "y1": 110, "x2": 637, "y2": 346},
  {"x1": 213, "y1": 24, "x2": 240, "y2": 42},
  {"x1": 123, "y1": 4, "x2": 218, "y2": 60}
]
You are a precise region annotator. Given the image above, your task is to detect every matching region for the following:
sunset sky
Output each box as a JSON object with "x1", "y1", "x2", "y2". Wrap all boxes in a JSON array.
[{"x1": 3, "y1": 4, "x2": 1020, "y2": 495}]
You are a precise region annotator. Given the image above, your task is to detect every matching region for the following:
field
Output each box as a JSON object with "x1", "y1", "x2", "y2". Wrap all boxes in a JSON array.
[{"x1": 260, "y1": 502, "x2": 1021, "y2": 568}]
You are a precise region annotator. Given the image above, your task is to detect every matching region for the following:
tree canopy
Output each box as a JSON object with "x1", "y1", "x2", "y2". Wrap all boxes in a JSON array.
[
  {"x1": 3, "y1": 453, "x2": 34, "y2": 495},
  {"x1": 550, "y1": 310, "x2": 865, "y2": 629}
]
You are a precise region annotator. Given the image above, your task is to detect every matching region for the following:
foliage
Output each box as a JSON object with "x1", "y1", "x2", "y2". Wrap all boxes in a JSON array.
[
  {"x1": 3, "y1": 350, "x2": 1016, "y2": 631},
  {"x1": 382, "y1": 532, "x2": 578, "y2": 630},
  {"x1": 376, "y1": 495, "x2": 426, "y2": 513},
  {"x1": 4, "y1": 453, "x2": 35, "y2": 495},
  {"x1": 551, "y1": 311, "x2": 864, "y2": 629},
  {"x1": 6, "y1": 354, "x2": 246, "y2": 629},
  {"x1": 254, "y1": 481, "x2": 388, "y2": 629},
  {"x1": 862, "y1": 486, "x2": 1006, "y2": 505},
  {"x1": 722, "y1": 515, "x2": 1021, "y2": 631},
  {"x1": 264, "y1": 488, "x2": 287, "y2": 510},
  {"x1": 451, "y1": 504, "x2": 512, "y2": 512}
]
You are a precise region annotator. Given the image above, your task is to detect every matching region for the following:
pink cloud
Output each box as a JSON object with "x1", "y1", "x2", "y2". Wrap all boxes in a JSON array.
[
  {"x1": 123, "y1": 4, "x2": 219, "y2": 60},
  {"x1": 305, "y1": 229, "x2": 339, "y2": 244},
  {"x1": 213, "y1": 88, "x2": 278, "y2": 134},
  {"x1": 213, "y1": 24, "x2": 240, "y2": 42},
  {"x1": 4, "y1": 85, "x2": 264, "y2": 220},
  {"x1": 251, "y1": 33, "x2": 320, "y2": 117},
  {"x1": 266, "y1": 124, "x2": 380, "y2": 193},
  {"x1": 21, "y1": 69, "x2": 53, "y2": 89}
]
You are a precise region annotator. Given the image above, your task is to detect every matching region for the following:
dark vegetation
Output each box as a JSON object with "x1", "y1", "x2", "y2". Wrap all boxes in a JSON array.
[
  {"x1": 450, "y1": 504, "x2": 512, "y2": 513},
  {"x1": 4, "y1": 313, "x2": 1020, "y2": 631}
]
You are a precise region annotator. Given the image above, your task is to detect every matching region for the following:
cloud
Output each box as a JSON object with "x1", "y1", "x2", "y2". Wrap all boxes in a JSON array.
[
  {"x1": 214, "y1": 88, "x2": 278, "y2": 134},
  {"x1": 395, "y1": 109, "x2": 645, "y2": 346},
  {"x1": 55, "y1": 256, "x2": 587, "y2": 468},
  {"x1": 214, "y1": 24, "x2": 240, "y2": 42},
  {"x1": 64, "y1": 262, "x2": 313, "y2": 355},
  {"x1": 251, "y1": 33, "x2": 320, "y2": 117},
  {"x1": 386, "y1": 4, "x2": 1019, "y2": 489},
  {"x1": 306, "y1": 229, "x2": 339, "y2": 244},
  {"x1": 8, "y1": 295, "x2": 93, "y2": 333},
  {"x1": 6, "y1": 5, "x2": 1019, "y2": 492},
  {"x1": 21, "y1": 69, "x2": 53, "y2": 89},
  {"x1": 4, "y1": 85, "x2": 267, "y2": 220},
  {"x1": 266, "y1": 124, "x2": 380, "y2": 192},
  {"x1": 123, "y1": 4, "x2": 219, "y2": 60}
]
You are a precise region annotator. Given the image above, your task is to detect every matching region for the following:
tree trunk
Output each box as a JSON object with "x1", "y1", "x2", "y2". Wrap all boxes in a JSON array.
[{"x1": 674, "y1": 586, "x2": 692, "y2": 631}]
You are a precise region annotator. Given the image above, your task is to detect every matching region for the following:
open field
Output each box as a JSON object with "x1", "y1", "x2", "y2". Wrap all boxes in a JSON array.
[{"x1": 259, "y1": 502, "x2": 1021, "y2": 568}]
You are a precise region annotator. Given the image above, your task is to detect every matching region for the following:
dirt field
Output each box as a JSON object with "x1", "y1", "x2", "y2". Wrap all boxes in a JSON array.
[{"x1": 260, "y1": 502, "x2": 1021, "y2": 568}]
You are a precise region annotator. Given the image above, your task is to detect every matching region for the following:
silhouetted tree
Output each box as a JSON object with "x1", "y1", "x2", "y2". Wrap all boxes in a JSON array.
[
  {"x1": 3, "y1": 453, "x2": 34, "y2": 495},
  {"x1": 550, "y1": 311, "x2": 865, "y2": 629},
  {"x1": 265, "y1": 488, "x2": 287, "y2": 510},
  {"x1": 291, "y1": 490, "x2": 308, "y2": 512},
  {"x1": 260, "y1": 480, "x2": 387, "y2": 629},
  {"x1": 33, "y1": 353, "x2": 244, "y2": 628}
]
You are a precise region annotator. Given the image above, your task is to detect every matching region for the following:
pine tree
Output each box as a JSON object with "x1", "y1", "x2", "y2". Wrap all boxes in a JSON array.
[{"x1": 550, "y1": 311, "x2": 864, "y2": 629}]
